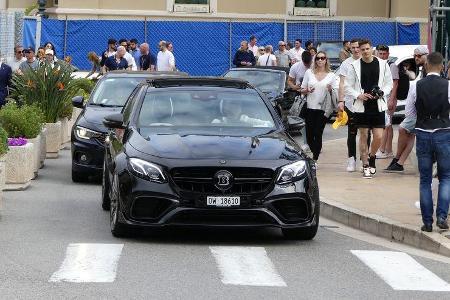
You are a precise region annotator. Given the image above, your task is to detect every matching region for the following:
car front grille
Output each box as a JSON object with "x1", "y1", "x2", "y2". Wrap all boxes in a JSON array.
[
  {"x1": 170, "y1": 167, "x2": 274, "y2": 207},
  {"x1": 95, "y1": 134, "x2": 106, "y2": 144}
]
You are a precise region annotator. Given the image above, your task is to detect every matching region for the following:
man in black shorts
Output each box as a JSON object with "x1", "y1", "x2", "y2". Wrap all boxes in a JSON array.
[{"x1": 345, "y1": 39, "x2": 393, "y2": 178}]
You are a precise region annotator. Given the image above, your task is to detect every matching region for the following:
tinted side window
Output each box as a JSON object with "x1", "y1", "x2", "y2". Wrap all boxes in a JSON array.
[{"x1": 122, "y1": 87, "x2": 142, "y2": 124}]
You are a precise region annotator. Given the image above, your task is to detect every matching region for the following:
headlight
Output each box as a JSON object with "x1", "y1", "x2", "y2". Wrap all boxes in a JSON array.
[
  {"x1": 276, "y1": 160, "x2": 307, "y2": 184},
  {"x1": 76, "y1": 126, "x2": 102, "y2": 140},
  {"x1": 128, "y1": 158, "x2": 167, "y2": 183}
]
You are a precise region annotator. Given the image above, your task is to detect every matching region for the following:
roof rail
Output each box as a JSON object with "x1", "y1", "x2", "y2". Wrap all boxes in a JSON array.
[{"x1": 147, "y1": 77, "x2": 249, "y2": 89}]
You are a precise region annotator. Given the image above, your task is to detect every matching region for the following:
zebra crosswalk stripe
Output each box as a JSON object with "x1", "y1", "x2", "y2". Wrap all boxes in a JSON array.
[{"x1": 351, "y1": 250, "x2": 450, "y2": 291}]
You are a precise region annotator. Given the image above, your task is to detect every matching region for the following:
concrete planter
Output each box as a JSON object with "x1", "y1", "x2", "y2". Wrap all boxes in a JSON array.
[
  {"x1": 5, "y1": 143, "x2": 34, "y2": 191},
  {"x1": 28, "y1": 134, "x2": 41, "y2": 179},
  {"x1": 0, "y1": 155, "x2": 5, "y2": 210},
  {"x1": 60, "y1": 117, "x2": 69, "y2": 150},
  {"x1": 40, "y1": 128, "x2": 47, "y2": 168},
  {"x1": 45, "y1": 122, "x2": 62, "y2": 159}
]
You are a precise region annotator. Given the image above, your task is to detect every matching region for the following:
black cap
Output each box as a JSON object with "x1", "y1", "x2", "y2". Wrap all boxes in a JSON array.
[
  {"x1": 107, "y1": 38, "x2": 117, "y2": 45},
  {"x1": 23, "y1": 47, "x2": 34, "y2": 53}
]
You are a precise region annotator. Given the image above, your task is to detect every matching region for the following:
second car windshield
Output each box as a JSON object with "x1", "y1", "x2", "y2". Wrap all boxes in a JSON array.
[
  {"x1": 138, "y1": 88, "x2": 275, "y2": 130},
  {"x1": 90, "y1": 77, "x2": 146, "y2": 106},
  {"x1": 224, "y1": 71, "x2": 284, "y2": 94}
]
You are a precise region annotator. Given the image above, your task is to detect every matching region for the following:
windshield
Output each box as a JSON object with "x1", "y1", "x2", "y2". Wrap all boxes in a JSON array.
[
  {"x1": 90, "y1": 77, "x2": 147, "y2": 106},
  {"x1": 138, "y1": 88, "x2": 276, "y2": 134},
  {"x1": 224, "y1": 70, "x2": 285, "y2": 94},
  {"x1": 317, "y1": 43, "x2": 341, "y2": 59}
]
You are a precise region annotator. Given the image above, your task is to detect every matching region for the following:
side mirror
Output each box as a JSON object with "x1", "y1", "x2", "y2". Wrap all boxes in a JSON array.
[
  {"x1": 103, "y1": 113, "x2": 125, "y2": 129},
  {"x1": 72, "y1": 96, "x2": 84, "y2": 108}
]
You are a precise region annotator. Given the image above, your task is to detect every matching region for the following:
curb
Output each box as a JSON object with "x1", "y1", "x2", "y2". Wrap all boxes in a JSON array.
[{"x1": 320, "y1": 197, "x2": 450, "y2": 257}]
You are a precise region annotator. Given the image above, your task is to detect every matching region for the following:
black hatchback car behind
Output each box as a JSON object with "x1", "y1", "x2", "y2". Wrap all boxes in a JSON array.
[
  {"x1": 71, "y1": 71, "x2": 188, "y2": 182},
  {"x1": 102, "y1": 77, "x2": 320, "y2": 240}
]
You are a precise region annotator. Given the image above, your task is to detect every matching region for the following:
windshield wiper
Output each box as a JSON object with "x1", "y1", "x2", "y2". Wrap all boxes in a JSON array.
[{"x1": 89, "y1": 103, "x2": 123, "y2": 107}]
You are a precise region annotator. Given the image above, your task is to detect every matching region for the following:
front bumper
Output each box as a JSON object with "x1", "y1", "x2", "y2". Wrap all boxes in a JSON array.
[
  {"x1": 116, "y1": 173, "x2": 319, "y2": 229},
  {"x1": 71, "y1": 132, "x2": 106, "y2": 176}
]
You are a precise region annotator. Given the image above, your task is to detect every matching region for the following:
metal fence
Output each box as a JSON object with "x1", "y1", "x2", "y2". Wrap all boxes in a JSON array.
[
  {"x1": 22, "y1": 18, "x2": 422, "y2": 75},
  {"x1": 0, "y1": 11, "x2": 24, "y2": 63}
]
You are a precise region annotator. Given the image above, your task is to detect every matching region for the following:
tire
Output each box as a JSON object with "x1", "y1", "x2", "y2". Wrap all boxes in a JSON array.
[
  {"x1": 72, "y1": 169, "x2": 87, "y2": 183},
  {"x1": 282, "y1": 190, "x2": 320, "y2": 240},
  {"x1": 101, "y1": 160, "x2": 111, "y2": 211},
  {"x1": 110, "y1": 176, "x2": 128, "y2": 238}
]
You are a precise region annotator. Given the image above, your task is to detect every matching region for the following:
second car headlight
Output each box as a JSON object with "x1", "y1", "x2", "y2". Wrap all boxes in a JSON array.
[
  {"x1": 76, "y1": 126, "x2": 103, "y2": 140},
  {"x1": 276, "y1": 160, "x2": 307, "y2": 184},
  {"x1": 128, "y1": 158, "x2": 167, "y2": 183}
]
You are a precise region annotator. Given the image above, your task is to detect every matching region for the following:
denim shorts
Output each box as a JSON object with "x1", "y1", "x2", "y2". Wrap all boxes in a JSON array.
[{"x1": 400, "y1": 116, "x2": 417, "y2": 133}]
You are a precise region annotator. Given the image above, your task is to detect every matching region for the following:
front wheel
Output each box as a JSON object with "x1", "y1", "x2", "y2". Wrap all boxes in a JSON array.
[
  {"x1": 101, "y1": 160, "x2": 111, "y2": 211},
  {"x1": 72, "y1": 169, "x2": 87, "y2": 183},
  {"x1": 110, "y1": 177, "x2": 129, "y2": 238}
]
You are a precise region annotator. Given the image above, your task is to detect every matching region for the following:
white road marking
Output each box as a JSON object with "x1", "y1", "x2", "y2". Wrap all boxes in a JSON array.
[
  {"x1": 351, "y1": 250, "x2": 450, "y2": 291},
  {"x1": 49, "y1": 243, "x2": 124, "y2": 283},
  {"x1": 209, "y1": 246, "x2": 287, "y2": 287}
]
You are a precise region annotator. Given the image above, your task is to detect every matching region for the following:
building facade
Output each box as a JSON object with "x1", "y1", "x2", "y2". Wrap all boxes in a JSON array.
[{"x1": 4, "y1": 0, "x2": 428, "y2": 21}]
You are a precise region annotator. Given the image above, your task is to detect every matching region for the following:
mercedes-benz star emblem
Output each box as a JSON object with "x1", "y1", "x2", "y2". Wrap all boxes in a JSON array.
[
  {"x1": 214, "y1": 170, "x2": 233, "y2": 191},
  {"x1": 220, "y1": 160, "x2": 226, "y2": 164}
]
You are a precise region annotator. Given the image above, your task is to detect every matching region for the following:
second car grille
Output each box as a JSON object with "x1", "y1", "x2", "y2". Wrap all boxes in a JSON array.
[
  {"x1": 170, "y1": 167, "x2": 274, "y2": 207},
  {"x1": 95, "y1": 134, "x2": 107, "y2": 144}
]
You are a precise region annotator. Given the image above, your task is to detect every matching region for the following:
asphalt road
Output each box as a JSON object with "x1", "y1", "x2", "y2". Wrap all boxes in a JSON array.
[{"x1": 1, "y1": 126, "x2": 450, "y2": 299}]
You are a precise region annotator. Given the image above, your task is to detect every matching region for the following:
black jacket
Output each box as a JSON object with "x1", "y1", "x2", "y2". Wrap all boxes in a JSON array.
[{"x1": 233, "y1": 50, "x2": 256, "y2": 67}]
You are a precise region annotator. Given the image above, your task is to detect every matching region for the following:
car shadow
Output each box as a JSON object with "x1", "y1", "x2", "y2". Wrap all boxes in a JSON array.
[{"x1": 119, "y1": 226, "x2": 322, "y2": 247}]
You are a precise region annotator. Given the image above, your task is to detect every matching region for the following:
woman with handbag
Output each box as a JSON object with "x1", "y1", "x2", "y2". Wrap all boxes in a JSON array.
[{"x1": 300, "y1": 51, "x2": 338, "y2": 161}]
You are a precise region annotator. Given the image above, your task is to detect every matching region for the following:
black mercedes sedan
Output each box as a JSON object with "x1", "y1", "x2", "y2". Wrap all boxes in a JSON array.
[
  {"x1": 71, "y1": 71, "x2": 188, "y2": 182},
  {"x1": 102, "y1": 77, "x2": 319, "y2": 240}
]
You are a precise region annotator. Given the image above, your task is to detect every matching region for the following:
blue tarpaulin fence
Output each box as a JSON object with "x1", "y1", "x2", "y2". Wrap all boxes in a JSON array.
[{"x1": 22, "y1": 18, "x2": 421, "y2": 75}]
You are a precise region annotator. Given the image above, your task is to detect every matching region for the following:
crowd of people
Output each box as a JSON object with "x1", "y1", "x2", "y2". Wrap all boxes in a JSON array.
[
  {"x1": 0, "y1": 34, "x2": 448, "y2": 232},
  {"x1": 87, "y1": 38, "x2": 177, "y2": 77}
]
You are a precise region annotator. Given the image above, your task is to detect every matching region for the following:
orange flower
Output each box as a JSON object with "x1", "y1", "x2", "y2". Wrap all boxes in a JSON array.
[
  {"x1": 56, "y1": 82, "x2": 64, "y2": 90},
  {"x1": 26, "y1": 80, "x2": 36, "y2": 89}
]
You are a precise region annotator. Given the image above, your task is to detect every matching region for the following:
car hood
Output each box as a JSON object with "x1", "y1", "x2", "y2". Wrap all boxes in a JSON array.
[
  {"x1": 129, "y1": 131, "x2": 302, "y2": 161},
  {"x1": 77, "y1": 105, "x2": 122, "y2": 132}
]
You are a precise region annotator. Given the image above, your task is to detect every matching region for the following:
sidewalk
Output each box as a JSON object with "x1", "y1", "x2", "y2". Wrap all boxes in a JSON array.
[{"x1": 316, "y1": 136, "x2": 450, "y2": 257}]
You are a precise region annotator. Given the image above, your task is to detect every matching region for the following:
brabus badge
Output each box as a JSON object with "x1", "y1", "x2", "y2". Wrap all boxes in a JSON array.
[{"x1": 214, "y1": 170, "x2": 233, "y2": 191}]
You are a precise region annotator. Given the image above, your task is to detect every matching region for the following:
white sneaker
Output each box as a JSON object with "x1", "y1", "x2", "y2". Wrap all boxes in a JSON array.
[
  {"x1": 346, "y1": 157, "x2": 356, "y2": 172},
  {"x1": 363, "y1": 166, "x2": 372, "y2": 179},
  {"x1": 376, "y1": 150, "x2": 394, "y2": 159},
  {"x1": 301, "y1": 144, "x2": 310, "y2": 152}
]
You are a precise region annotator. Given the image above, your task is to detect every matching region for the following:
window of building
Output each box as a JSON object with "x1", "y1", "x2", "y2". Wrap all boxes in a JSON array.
[
  {"x1": 295, "y1": 0, "x2": 327, "y2": 8},
  {"x1": 174, "y1": 0, "x2": 209, "y2": 4},
  {"x1": 173, "y1": 0, "x2": 210, "y2": 13}
]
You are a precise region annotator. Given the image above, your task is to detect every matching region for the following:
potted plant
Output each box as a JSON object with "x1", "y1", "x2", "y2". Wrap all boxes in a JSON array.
[
  {"x1": 0, "y1": 103, "x2": 43, "y2": 186},
  {"x1": 0, "y1": 127, "x2": 8, "y2": 193},
  {"x1": 0, "y1": 103, "x2": 44, "y2": 178},
  {"x1": 10, "y1": 64, "x2": 89, "y2": 158}
]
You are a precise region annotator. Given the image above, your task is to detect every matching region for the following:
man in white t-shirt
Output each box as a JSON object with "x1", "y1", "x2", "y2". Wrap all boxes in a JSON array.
[
  {"x1": 249, "y1": 35, "x2": 259, "y2": 58},
  {"x1": 8, "y1": 45, "x2": 26, "y2": 72},
  {"x1": 289, "y1": 39, "x2": 304, "y2": 64},
  {"x1": 257, "y1": 45, "x2": 277, "y2": 66},
  {"x1": 117, "y1": 39, "x2": 137, "y2": 71},
  {"x1": 337, "y1": 39, "x2": 361, "y2": 172},
  {"x1": 157, "y1": 41, "x2": 176, "y2": 72}
]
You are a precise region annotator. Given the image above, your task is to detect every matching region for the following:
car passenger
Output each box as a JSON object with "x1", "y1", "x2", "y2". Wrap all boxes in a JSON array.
[{"x1": 212, "y1": 98, "x2": 272, "y2": 127}]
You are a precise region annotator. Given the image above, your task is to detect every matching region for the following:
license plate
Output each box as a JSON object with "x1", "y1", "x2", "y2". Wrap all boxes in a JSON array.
[{"x1": 207, "y1": 196, "x2": 240, "y2": 207}]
